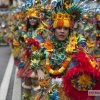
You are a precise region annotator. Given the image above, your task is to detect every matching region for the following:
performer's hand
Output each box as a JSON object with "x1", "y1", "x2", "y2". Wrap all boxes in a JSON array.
[{"x1": 37, "y1": 69, "x2": 45, "y2": 80}]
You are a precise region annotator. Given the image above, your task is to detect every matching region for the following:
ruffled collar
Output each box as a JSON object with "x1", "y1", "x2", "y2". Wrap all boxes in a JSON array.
[{"x1": 51, "y1": 36, "x2": 68, "y2": 48}]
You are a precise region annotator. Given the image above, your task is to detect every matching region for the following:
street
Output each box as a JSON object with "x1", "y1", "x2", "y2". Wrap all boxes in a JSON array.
[{"x1": 0, "y1": 45, "x2": 22, "y2": 100}]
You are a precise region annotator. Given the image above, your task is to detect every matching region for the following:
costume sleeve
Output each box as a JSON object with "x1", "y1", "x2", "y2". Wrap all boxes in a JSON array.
[{"x1": 67, "y1": 59, "x2": 78, "y2": 70}]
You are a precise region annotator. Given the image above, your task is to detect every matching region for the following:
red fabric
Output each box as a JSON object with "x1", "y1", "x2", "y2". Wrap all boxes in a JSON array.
[
  {"x1": 17, "y1": 61, "x2": 30, "y2": 78},
  {"x1": 26, "y1": 38, "x2": 40, "y2": 49},
  {"x1": 14, "y1": 59, "x2": 20, "y2": 66},
  {"x1": 26, "y1": 70, "x2": 33, "y2": 77},
  {"x1": 25, "y1": 49, "x2": 31, "y2": 57}
]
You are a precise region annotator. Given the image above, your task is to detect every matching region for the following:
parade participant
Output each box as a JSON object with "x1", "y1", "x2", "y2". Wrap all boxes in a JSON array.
[
  {"x1": 23, "y1": 7, "x2": 51, "y2": 43},
  {"x1": 17, "y1": 6, "x2": 51, "y2": 99},
  {"x1": 17, "y1": 6, "x2": 51, "y2": 76},
  {"x1": 23, "y1": 10, "x2": 74, "y2": 100},
  {"x1": 17, "y1": 8, "x2": 43, "y2": 76},
  {"x1": 9, "y1": 8, "x2": 27, "y2": 66},
  {"x1": 31, "y1": 3, "x2": 100, "y2": 100},
  {"x1": 79, "y1": 13, "x2": 93, "y2": 36},
  {"x1": 0, "y1": 22, "x2": 7, "y2": 44},
  {"x1": 79, "y1": 13, "x2": 95, "y2": 54}
]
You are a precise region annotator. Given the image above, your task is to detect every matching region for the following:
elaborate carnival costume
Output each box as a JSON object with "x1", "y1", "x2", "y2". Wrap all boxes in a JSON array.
[
  {"x1": 9, "y1": 7, "x2": 27, "y2": 65},
  {"x1": 11, "y1": 1, "x2": 52, "y2": 98},
  {"x1": 92, "y1": 13, "x2": 100, "y2": 64},
  {"x1": 20, "y1": 1, "x2": 100, "y2": 100},
  {"x1": 0, "y1": 12, "x2": 9, "y2": 44},
  {"x1": 17, "y1": 6, "x2": 51, "y2": 76},
  {"x1": 79, "y1": 12, "x2": 96, "y2": 54},
  {"x1": 0, "y1": 23, "x2": 7, "y2": 44}
]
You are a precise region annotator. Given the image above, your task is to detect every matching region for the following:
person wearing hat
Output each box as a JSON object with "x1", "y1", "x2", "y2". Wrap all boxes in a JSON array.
[
  {"x1": 23, "y1": 7, "x2": 51, "y2": 43},
  {"x1": 19, "y1": 1, "x2": 100, "y2": 100},
  {"x1": 32, "y1": 7, "x2": 100, "y2": 100},
  {"x1": 31, "y1": 9, "x2": 100, "y2": 100},
  {"x1": 18, "y1": 7, "x2": 52, "y2": 99}
]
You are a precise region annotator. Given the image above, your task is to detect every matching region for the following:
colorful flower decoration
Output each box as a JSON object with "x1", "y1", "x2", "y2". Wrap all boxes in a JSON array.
[
  {"x1": 66, "y1": 43, "x2": 76, "y2": 53},
  {"x1": 65, "y1": 35, "x2": 78, "y2": 53},
  {"x1": 52, "y1": 12, "x2": 70, "y2": 21},
  {"x1": 22, "y1": 92, "x2": 33, "y2": 100},
  {"x1": 27, "y1": 8, "x2": 40, "y2": 18},
  {"x1": 52, "y1": 13, "x2": 57, "y2": 20},
  {"x1": 44, "y1": 40, "x2": 53, "y2": 51},
  {"x1": 18, "y1": 61, "x2": 25, "y2": 68},
  {"x1": 71, "y1": 73, "x2": 97, "y2": 91},
  {"x1": 30, "y1": 59, "x2": 39, "y2": 67},
  {"x1": 69, "y1": 36, "x2": 78, "y2": 45},
  {"x1": 46, "y1": 56, "x2": 71, "y2": 75},
  {"x1": 26, "y1": 38, "x2": 40, "y2": 52},
  {"x1": 63, "y1": 51, "x2": 100, "y2": 100},
  {"x1": 57, "y1": 12, "x2": 64, "y2": 19},
  {"x1": 64, "y1": 13, "x2": 70, "y2": 20},
  {"x1": 50, "y1": 53, "x2": 66, "y2": 66}
]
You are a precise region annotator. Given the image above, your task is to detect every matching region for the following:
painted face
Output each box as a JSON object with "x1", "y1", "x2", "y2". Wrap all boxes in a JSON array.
[
  {"x1": 54, "y1": 27, "x2": 69, "y2": 41},
  {"x1": 29, "y1": 17, "x2": 39, "y2": 26}
]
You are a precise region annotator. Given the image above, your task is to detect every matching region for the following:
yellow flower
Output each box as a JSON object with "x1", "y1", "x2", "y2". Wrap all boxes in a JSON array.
[
  {"x1": 30, "y1": 59, "x2": 39, "y2": 65},
  {"x1": 57, "y1": 12, "x2": 64, "y2": 19},
  {"x1": 30, "y1": 44, "x2": 37, "y2": 52},
  {"x1": 69, "y1": 36, "x2": 78, "y2": 44},
  {"x1": 44, "y1": 40, "x2": 53, "y2": 51},
  {"x1": 77, "y1": 74, "x2": 92, "y2": 88},
  {"x1": 27, "y1": 9, "x2": 34, "y2": 17},
  {"x1": 64, "y1": 1, "x2": 70, "y2": 9},
  {"x1": 66, "y1": 44, "x2": 75, "y2": 53},
  {"x1": 64, "y1": 13, "x2": 70, "y2": 19},
  {"x1": 27, "y1": 8, "x2": 40, "y2": 18},
  {"x1": 52, "y1": 13, "x2": 57, "y2": 20}
]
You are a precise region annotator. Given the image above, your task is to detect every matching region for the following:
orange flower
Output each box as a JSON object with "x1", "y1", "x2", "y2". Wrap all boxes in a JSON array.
[
  {"x1": 57, "y1": 20, "x2": 64, "y2": 27},
  {"x1": 44, "y1": 40, "x2": 53, "y2": 50}
]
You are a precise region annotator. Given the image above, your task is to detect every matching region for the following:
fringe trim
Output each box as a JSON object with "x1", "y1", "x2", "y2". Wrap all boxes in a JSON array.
[
  {"x1": 32, "y1": 85, "x2": 41, "y2": 91},
  {"x1": 22, "y1": 82, "x2": 32, "y2": 89}
]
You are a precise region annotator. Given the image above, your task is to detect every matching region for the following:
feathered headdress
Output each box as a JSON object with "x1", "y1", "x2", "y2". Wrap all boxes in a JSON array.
[{"x1": 50, "y1": 0, "x2": 84, "y2": 28}]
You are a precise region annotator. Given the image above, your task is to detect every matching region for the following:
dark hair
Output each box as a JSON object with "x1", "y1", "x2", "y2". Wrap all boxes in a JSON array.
[
  {"x1": 26, "y1": 18, "x2": 39, "y2": 32},
  {"x1": 18, "y1": 36, "x2": 25, "y2": 43},
  {"x1": 96, "y1": 21, "x2": 100, "y2": 30}
]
